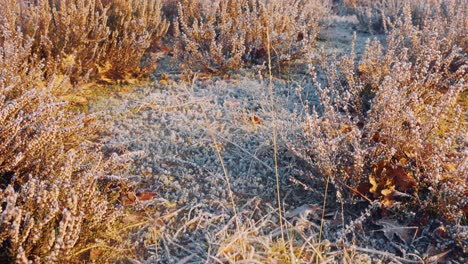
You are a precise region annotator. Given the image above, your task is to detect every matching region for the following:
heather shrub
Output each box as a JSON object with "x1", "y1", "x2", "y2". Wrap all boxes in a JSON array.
[
  {"x1": 99, "y1": 0, "x2": 169, "y2": 82},
  {"x1": 345, "y1": 0, "x2": 466, "y2": 34},
  {"x1": 173, "y1": 0, "x2": 330, "y2": 72},
  {"x1": 1, "y1": 0, "x2": 168, "y2": 84},
  {"x1": 0, "y1": 13, "x2": 129, "y2": 263},
  {"x1": 343, "y1": 0, "x2": 406, "y2": 32},
  {"x1": 297, "y1": 5, "x2": 467, "y2": 225}
]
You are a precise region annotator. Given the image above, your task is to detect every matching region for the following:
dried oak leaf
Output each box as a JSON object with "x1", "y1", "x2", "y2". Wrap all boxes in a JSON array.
[
  {"x1": 388, "y1": 166, "x2": 416, "y2": 192},
  {"x1": 381, "y1": 186, "x2": 396, "y2": 208},
  {"x1": 372, "y1": 131, "x2": 381, "y2": 142},
  {"x1": 121, "y1": 190, "x2": 157, "y2": 205},
  {"x1": 239, "y1": 114, "x2": 263, "y2": 126},
  {"x1": 369, "y1": 174, "x2": 379, "y2": 194},
  {"x1": 341, "y1": 124, "x2": 353, "y2": 133},
  {"x1": 432, "y1": 226, "x2": 448, "y2": 239}
]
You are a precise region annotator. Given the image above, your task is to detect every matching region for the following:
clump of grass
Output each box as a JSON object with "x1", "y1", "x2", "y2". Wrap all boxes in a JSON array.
[
  {"x1": 213, "y1": 211, "x2": 328, "y2": 263},
  {"x1": 172, "y1": 0, "x2": 330, "y2": 73},
  {"x1": 211, "y1": 205, "x2": 403, "y2": 263}
]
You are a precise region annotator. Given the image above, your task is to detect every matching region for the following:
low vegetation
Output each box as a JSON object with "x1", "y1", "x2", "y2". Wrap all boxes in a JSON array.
[
  {"x1": 0, "y1": 8, "x2": 132, "y2": 262},
  {"x1": 343, "y1": 0, "x2": 467, "y2": 34},
  {"x1": 0, "y1": 0, "x2": 160, "y2": 262},
  {"x1": 1, "y1": 0, "x2": 168, "y2": 84},
  {"x1": 299, "y1": 2, "x2": 466, "y2": 224},
  {"x1": 172, "y1": 0, "x2": 330, "y2": 72}
]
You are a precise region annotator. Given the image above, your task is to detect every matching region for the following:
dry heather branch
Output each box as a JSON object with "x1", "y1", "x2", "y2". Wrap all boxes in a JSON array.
[
  {"x1": 0, "y1": 11, "x2": 131, "y2": 264},
  {"x1": 173, "y1": 0, "x2": 330, "y2": 72},
  {"x1": 0, "y1": 0, "x2": 168, "y2": 84},
  {"x1": 298, "y1": 4, "x2": 467, "y2": 225}
]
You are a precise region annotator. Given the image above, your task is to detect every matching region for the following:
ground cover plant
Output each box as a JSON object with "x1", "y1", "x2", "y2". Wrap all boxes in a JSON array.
[{"x1": 1, "y1": 0, "x2": 467, "y2": 263}]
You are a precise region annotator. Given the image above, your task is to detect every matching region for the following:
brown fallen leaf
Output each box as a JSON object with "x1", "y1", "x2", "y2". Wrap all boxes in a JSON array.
[
  {"x1": 121, "y1": 191, "x2": 137, "y2": 206},
  {"x1": 381, "y1": 186, "x2": 396, "y2": 208},
  {"x1": 136, "y1": 190, "x2": 157, "y2": 201},
  {"x1": 369, "y1": 174, "x2": 379, "y2": 194},
  {"x1": 89, "y1": 248, "x2": 104, "y2": 261},
  {"x1": 341, "y1": 124, "x2": 353, "y2": 133},
  {"x1": 239, "y1": 114, "x2": 263, "y2": 126},
  {"x1": 160, "y1": 45, "x2": 172, "y2": 53},
  {"x1": 159, "y1": 72, "x2": 170, "y2": 86},
  {"x1": 372, "y1": 131, "x2": 380, "y2": 142},
  {"x1": 432, "y1": 226, "x2": 448, "y2": 239},
  {"x1": 388, "y1": 166, "x2": 416, "y2": 192}
]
